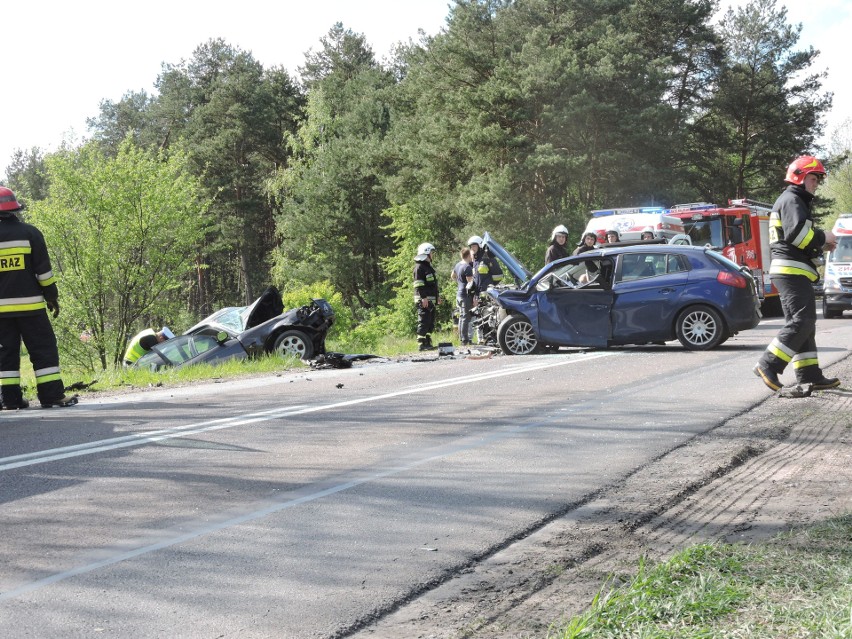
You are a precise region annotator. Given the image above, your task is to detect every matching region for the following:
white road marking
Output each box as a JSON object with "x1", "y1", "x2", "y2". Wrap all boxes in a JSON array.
[
  {"x1": 0, "y1": 389, "x2": 588, "y2": 602},
  {"x1": 0, "y1": 352, "x2": 615, "y2": 473}
]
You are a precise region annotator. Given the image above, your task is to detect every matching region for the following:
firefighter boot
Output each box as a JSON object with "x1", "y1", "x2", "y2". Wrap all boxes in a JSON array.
[
  {"x1": 810, "y1": 377, "x2": 841, "y2": 390},
  {"x1": 3, "y1": 398, "x2": 30, "y2": 410},
  {"x1": 753, "y1": 363, "x2": 782, "y2": 391},
  {"x1": 418, "y1": 336, "x2": 436, "y2": 352},
  {"x1": 41, "y1": 394, "x2": 79, "y2": 409}
]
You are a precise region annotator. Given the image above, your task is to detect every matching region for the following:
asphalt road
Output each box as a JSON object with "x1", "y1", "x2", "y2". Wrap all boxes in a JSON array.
[{"x1": 1, "y1": 314, "x2": 850, "y2": 638}]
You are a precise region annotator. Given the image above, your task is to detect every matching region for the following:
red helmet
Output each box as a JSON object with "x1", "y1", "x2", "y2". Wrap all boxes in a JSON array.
[
  {"x1": 0, "y1": 186, "x2": 23, "y2": 213},
  {"x1": 785, "y1": 156, "x2": 826, "y2": 185}
]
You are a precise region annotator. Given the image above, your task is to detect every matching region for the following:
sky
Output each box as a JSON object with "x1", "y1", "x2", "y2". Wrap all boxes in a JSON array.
[{"x1": 3, "y1": 0, "x2": 850, "y2": 179}]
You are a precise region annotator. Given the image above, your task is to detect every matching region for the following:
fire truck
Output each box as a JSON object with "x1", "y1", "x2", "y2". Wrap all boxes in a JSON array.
[{"x1": 667, "y1": 199, "x2": 781, "y2": 314}]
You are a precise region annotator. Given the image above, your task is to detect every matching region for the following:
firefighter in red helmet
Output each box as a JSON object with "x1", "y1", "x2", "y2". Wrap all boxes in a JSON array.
[
  {"x1": 753, "y1": 156, "x2": 840, "y2": 392},
  {"x1": 0, "y1": 187, "x2": 78, "y2": 409}
]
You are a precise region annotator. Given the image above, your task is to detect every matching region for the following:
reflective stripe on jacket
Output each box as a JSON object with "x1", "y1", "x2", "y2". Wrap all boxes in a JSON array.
[
  {"x1": 768, "y1": 185, "x2": 825, "y2": 283},
  {"x1": 0, "y1": 217, "x2": 58, "y2": 316}
]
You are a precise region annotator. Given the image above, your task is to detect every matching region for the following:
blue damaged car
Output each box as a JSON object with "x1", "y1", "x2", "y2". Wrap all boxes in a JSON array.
[{"x1": 477, "y1": 233, "x2": 761, "y2": 354}]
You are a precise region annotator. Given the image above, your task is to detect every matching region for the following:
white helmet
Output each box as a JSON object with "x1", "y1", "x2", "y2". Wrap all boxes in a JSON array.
[
  {"x1": 642, "y1": 226, "x2": 654, "y2": 236},
  {"x1": 550, "y1": 224, "x2": 569, "y2": 241},
  {"x1": 160, "y1": 326, "x2": 175, "y2": 340},
  {"x1": 415, "y1": 242, "x2": 436, "y2": 261},
  {"x1": 467, "y1": 235, "x2": 484, "y2": 247}
]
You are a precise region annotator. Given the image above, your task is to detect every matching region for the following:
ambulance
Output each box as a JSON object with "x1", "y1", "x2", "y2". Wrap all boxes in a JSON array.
[
  {"x1": 822, "y1": 214, "x2": 852, "y2": 318},
  {"x1": 582, "y1": 206, "x2": 685, "y2": 242}
]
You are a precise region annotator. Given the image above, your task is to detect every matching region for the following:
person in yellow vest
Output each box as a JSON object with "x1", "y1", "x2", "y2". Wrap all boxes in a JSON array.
[
  {"x1": 0, "y1": 187, "x2": 78, "y2": 409},
  {"x1": 123, "y1": 326, "x2": 175, "y2": 366}
]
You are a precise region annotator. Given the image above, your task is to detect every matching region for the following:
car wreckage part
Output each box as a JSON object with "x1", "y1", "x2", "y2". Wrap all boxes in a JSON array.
[
  {"x1": 274, "y1": 329, "x2": 314, "y2": 360},
  {"x1": 497, "y1": 315, "x2": 539, "y2": 355},
  {"x1": 675, "y1": 304, "x2": 725, "y2": 350}
]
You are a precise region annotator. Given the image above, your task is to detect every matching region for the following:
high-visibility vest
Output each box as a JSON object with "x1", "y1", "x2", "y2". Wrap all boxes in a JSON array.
[{"x1": 123, "y1": 328, "x2": 157, "y2": 364}]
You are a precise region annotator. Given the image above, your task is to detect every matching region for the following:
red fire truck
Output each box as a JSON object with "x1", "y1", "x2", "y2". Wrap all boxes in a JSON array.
[{"x1": 668, "y1": 199, "x2": 780, "y2": 314}]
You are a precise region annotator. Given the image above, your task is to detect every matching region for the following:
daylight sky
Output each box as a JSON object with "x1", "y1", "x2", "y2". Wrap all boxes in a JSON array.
[{"x1": 3, "y1": 0, "x2": 849, "y2": 177}]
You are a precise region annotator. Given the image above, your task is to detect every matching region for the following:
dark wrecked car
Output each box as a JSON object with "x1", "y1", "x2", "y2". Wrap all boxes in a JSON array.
[
  {"x1": 134, "y1": 287, "x2": 334, "y2": 371},
  {"x1": 476, "y1": 233, "x2": 761, "y2": 354}
]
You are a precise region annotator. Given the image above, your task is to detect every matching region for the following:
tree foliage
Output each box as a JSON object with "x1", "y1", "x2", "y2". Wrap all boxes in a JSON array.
[
  {"x1": 683, "y1": 0, "x2": 831, "y2": 202},
  {"x1": 268, "y1": 24, "x2": 396, "y2": 312},
  {"x1": 29, "y1": 137, "x2": 210, "y2": 370}
]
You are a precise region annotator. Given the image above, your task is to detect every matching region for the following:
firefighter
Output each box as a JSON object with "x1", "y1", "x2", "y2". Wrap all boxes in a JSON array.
[
  {"x1": 641, "y1": 226, "x2": 655, "y2": 241},
  {"x1": 573, "y1": 232, "x2": 598, "y2": 255},
  {"x1": 605, "y1": 228, "x2": 621, "y2": 244},
  {"x1": 413, "y1": 242, "x2": 440, "y2": 351},
  {"x1": 754, "y1": 156, "x2": 840, "y2": 391},
  {"x1": 545, "y1": 224, "x2": 570, "y2": 264},
  {"x1": 468, "y1": 235, "x2": 503, "y2": 294},
  {"x1": 123, "y1": 326, "x2": 175, "y2": 366},
  {"x1": 0, "y1": 187, "x2": 77, "y2": 409}
]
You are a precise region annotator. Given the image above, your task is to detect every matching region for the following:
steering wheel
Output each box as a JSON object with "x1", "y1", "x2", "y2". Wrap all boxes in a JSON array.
[{"x1": 553, "y1": 273, "x2": 576, "y2": 288}]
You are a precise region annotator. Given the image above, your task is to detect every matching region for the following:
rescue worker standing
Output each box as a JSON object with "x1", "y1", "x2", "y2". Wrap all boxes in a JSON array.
[
  {"x1": 413, "y1": 242, "x2": 440, "y2": 351},
  {"x1": 0, "y1": 187, "x2": 77, "y2": 409},
  {"x1": 754, "y1": 156, "x2": 840, "y2": 391},
  {"x1": 123, "y1": 326, "x2": 175, "y2": 366},
  {"x1": 544, "y1": 224, "x2": 570, "y2": 264},
  {"x1": 468, "y1": 235, "x2": 503, "y2": 294},
  {"x1": 573, "y1": 232, "x2": 598, "y2": 256},
  {"x1": 451, "y1": 247, "x2": 475, "y2": 346},
  {"x1": 640, "y1": 227, "x2": 655, "y2": 241}
]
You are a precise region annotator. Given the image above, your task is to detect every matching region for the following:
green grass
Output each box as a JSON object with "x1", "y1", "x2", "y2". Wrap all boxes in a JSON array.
[
  {"x1": 19, "y1": 329, "x2": 462, "y2": 396},
  {"x1": 552, "y1": 514, "x2": 852, "y2": 639}
]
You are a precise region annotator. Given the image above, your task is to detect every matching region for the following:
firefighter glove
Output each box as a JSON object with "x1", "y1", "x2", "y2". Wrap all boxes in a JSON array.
[{"x1": 47, "y1": 299, "x2": 60, "y2": 318}]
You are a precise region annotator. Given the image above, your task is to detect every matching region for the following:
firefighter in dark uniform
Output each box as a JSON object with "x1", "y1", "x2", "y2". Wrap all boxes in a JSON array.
[
  {"x1": 413, "y1": 242, "x2": 440, "y2": 351},
  {"x1": 754, "y1": 156, "x2": 840, "y2": 391},
  {"x1": 0, "y1": 187, "x2": 77, "y2": 409},
  {"x1": 467, "y1": 235, "x2": 503, "y2": 344},
  {"x1": 468, "y1": 235, "x2": 503, "y2": 294}
]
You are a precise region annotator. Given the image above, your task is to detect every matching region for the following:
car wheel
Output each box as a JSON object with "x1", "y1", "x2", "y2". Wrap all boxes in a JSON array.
[
  {"x1": 822, "y1": 295, "x2": 840, "y2": 319},
  {"x1": 497, "y1": 315, "x2": 539, "y2": 355},
  {"x1": 273, "y1": 330, "x2": 314, "y2": 360},
  {"x1": 675, "y1": 305, "x2": 725, "y2": 350}
]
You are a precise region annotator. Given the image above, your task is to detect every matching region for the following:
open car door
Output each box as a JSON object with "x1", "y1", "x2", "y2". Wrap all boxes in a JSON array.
[{"x1": 535, "y1": 257, "x2": 614, "y2": 347}]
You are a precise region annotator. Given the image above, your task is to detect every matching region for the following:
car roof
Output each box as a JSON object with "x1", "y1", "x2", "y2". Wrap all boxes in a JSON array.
[{"x1": 582, "y1": 243, "x2": 706, "y2": 257}]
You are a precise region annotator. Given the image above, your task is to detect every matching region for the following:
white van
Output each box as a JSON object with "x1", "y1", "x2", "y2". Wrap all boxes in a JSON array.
[
  {"x1": 822, "y1": 214, "x2": 852, "y2": 318},
  {"x1": 582, "y1": 206, "x2": 686, "y2": 242}
]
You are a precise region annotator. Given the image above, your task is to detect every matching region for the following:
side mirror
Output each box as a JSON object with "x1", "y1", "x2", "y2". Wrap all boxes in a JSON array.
[{"x1": 216, "y1": 330, "x2": 229, "y2": 345}]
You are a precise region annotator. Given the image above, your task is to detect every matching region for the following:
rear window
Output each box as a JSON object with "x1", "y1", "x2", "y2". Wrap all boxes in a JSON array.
[{"x1": 705, "y1": 249, "x2": 742, "y2": 272}]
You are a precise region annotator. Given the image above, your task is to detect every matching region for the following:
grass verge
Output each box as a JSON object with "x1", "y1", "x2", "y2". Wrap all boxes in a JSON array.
[
  {"x1": 552, "y1": 513, "x2": 852, "y2": 639},
  {"x1": 19, "y1": 330, "x2": 462, "y2": 396}
]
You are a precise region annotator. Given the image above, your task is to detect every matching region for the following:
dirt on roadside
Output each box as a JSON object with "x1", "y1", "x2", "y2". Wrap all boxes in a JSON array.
[{"x1": 353, "y1": 355, "x2": 852, "y2": 639}]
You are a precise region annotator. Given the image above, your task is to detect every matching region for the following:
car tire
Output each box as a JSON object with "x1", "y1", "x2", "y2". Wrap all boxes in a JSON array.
[
  {"x1": 675, "y1": 305, "x2": 725, "y2": 350},
  {"x1": 273, "y1": 330, "x2": 314, "y2": 360},
  {"x1": 497, "y1": 315, "x2": 539, "y2": 355},
  {"x1": 822, "y1": 296, "x2": 840, "y2": 319}
]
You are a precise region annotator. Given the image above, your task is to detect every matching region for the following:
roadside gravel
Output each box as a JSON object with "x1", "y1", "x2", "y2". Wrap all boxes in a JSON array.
[{"x1": 354, "y1": 354, "x2": 852, "y2": 639}]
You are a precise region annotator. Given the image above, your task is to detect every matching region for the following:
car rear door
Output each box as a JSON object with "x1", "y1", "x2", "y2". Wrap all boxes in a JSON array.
[{"x1": 611, "y1": 252, "x2": 690, "y2": 343}]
